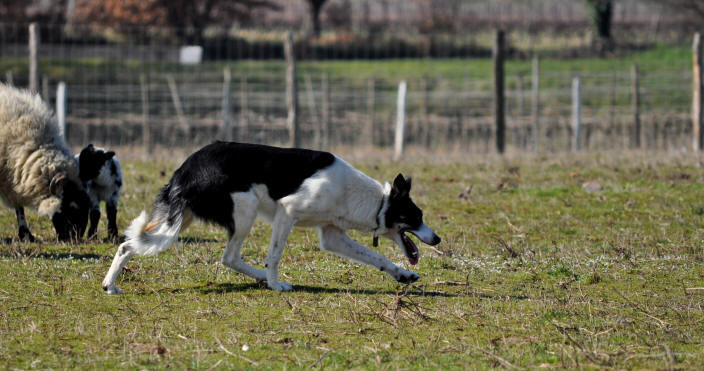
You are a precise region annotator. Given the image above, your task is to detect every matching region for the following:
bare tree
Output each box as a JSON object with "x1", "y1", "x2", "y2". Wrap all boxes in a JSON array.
[
  {"x1": 0, "y1": 0, "x2": 69, "y2": 23},
  {"x1": 586, "y1": 0, "x2": 613, "y2": 40},
  {"x1": 74, "y1": 0, "x2": 280, "y2": 44},
  {"x1": 305, "y1": 0, "x2": 328, "y2": 37},
  {"x1": 649, "y1": 0, "x2": 704, "y2": 20}
]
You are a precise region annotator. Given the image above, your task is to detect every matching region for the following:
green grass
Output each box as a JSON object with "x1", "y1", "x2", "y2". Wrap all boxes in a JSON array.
[{"x1": 1, "y1": 152, "x2": 703, "y2": 368}]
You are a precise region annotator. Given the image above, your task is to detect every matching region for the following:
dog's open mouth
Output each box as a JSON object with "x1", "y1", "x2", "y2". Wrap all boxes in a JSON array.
[{"x1": 400, "y1": 230, "x2": 419, "y2": 265}]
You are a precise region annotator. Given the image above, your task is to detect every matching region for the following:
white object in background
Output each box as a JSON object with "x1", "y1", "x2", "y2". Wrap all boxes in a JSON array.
[
  {"x1": 179, "y1": 46, "x2": 203, "y2": 65},
  {"x1": 56, "y1": 82, "x2": 67, "y2": 139}
]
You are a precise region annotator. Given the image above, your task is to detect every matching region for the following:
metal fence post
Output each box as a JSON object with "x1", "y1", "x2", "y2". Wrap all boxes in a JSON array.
[
  {"x1": 572, "y1": 77, "x2": 582, "y2": 152},
  {"x1": 56, "y1": 82, "x2": 67, "y2": 139},
  {"x1": 632, "y1": 64, "x2": 641, "y2": 149},
  {"x1": 140, "y1": 74, "x2": 151, "y2": 154},
  {"x1": 532, "y1": 55, "x2": 540, "y2": 152},
  {"x1": 693, "y1": 33, "x2": 703, "y2": 152},
  {"x1": 222, "y1": 67, "x2": 232, "y2": 141},
  {"x1": 393, "y1": 80, "x2": 407, "y2": 161},
  {"x1": 493, "y1": 30, "x2": 506, "y2": 154},
  {"x1": 29, "y1": 23, "x2": 40, "y2": 93},
  {"x1": 284, "y1": 31, "x2": 299, "y2": 148}
]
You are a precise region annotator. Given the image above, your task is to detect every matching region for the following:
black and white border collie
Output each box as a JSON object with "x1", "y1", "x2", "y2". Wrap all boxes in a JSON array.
[
  {"x1": 76, "y1": 144, "x2": 122, "y2": 241},
  {"x1": 102, "y1": 141, "x2": 440, "y2": 294}
]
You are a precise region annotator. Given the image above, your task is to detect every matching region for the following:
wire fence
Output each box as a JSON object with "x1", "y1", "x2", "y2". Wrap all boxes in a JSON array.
[{"x1": 0, "y1": 23, "x2": 695, "y2": 155}]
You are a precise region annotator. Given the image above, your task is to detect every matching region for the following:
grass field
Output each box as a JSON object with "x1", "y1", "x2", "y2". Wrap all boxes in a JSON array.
[{"x1": 1, "y1": 151, "x2": 703, "y2": 369}]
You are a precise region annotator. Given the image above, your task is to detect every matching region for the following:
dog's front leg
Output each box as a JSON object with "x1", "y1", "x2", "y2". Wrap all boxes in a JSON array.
[
  {"x1": 319, "y1": 226, "x2": 419, "y2": 284},
  {"x1": 265, "y1": 210, "x2": 295, "y2": 291}
]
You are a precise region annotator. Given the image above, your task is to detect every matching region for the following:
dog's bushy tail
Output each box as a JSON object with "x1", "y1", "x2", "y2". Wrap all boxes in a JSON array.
[{"x1": 124, "y1": 183, "x2": 187, "y2": 256}]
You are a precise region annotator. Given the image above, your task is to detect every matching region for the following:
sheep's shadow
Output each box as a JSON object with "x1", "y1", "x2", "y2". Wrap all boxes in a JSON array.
[
  {"x1": 0, "y1": 240, "x2": 108, "y2": 260},
  {"x1": 0, "y1": 249, "x2": 107, "y2": 261}
]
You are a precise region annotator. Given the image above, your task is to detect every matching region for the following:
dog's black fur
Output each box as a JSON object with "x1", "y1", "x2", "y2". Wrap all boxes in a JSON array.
[{"x1": 153, "y1": 141, "x2": 335, "y2": 235}]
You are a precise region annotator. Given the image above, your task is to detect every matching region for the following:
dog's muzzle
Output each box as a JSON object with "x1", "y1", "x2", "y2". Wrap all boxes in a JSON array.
[{"x1": 407, "y1": 223, "x2": 441, "y2": 246}]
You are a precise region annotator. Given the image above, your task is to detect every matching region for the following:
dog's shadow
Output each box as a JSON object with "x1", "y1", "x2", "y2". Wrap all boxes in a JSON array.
[{"x1": 184, "y1": 281, "x2": 462, "y2": 298}]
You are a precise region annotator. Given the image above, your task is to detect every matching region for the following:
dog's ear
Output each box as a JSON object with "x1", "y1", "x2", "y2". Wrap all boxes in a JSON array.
[
  {"x1": 105, "y1": 151, "x2": 115, "y2": 160},
  {"x1": 392, "y1": 173, "x2": 410, "y2": 198}
]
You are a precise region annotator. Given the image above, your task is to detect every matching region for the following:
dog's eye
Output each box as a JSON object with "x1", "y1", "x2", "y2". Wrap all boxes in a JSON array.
[{"x1": 70, "y1": 201, "x2": 80, "y2": 210}]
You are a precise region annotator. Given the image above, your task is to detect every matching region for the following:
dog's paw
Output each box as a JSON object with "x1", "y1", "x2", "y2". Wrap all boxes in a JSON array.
[
  {"x1": 103, "y1": 284, "x2": 123, "y2": 295},
  {"x1": 268, "y1": 281, "x2": 293, "y2": 292},
  {"x1": 395, "y1": 271, "x2": 420, "y2": 284}
]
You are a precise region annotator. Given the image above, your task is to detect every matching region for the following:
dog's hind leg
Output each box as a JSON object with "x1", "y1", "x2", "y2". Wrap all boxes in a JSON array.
[
  {"x1": 265, "y1": 209, "x2": 295, "y2": 291},
  {"x1": 319, "y1": 225, "x2": 419, "y2": 284},
  {"x1": 102, "y1": 241, "x2": 135, "y2": 294},
  {"x1": 221, "y1": 192, "x2": 266, "y2": 281}
]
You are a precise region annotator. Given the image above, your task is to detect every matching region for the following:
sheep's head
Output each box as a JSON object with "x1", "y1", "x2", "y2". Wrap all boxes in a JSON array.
[{"x1": 50, "y1": 174, "x2": 90, "y2": 242}]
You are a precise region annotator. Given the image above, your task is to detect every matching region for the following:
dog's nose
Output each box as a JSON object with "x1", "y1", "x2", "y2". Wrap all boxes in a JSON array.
[{"x1": 430, "y1": 234, "x2": 441, "y2": 245}]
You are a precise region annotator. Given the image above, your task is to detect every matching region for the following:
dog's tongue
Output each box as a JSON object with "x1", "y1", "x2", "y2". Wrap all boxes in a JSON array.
[{"x1": 402, "y1": 233, "x2": 419, "y2": 265}]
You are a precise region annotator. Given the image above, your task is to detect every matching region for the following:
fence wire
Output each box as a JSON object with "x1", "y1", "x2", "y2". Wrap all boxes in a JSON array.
[{"x1": 0, "y1": 23, "x2": 695, "y2": 154}]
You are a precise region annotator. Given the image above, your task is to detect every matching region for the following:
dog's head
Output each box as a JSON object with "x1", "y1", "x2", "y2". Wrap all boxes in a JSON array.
[
  {"x1": 78, "y1": 144, "x2": 116, "y2": 184},
  {"x1": 383, "y1": 173, "x2": 441, "y2": 265}
]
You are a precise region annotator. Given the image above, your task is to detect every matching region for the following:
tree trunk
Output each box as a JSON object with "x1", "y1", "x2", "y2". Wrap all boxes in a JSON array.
[
  {"x1": 307, "y1": 0, "x2": 326, "y2": 37},
  {"x1": 586, "y1": 0, "x2": 613, "y2": 51}
]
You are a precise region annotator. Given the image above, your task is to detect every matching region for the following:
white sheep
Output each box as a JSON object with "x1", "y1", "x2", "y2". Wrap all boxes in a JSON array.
[{"x1": 0, "y1": 83, "x2": 90, "y2": 241}]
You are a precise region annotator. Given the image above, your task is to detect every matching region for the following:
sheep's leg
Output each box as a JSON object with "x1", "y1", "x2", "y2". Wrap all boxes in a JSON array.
[
  {"x1": 105, "y1": 202, "x2": 118, "y2": 242},
  {"x1": 15, "y1": 207, "x2": 35, "y2": 242},
  {"x1": 87, "y1": 207, "x2": 100, "y2": 240}
]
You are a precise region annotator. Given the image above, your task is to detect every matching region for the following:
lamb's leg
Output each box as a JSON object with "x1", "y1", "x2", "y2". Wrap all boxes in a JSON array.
[
  {"x1": 15, "y1": 207, "x2": 35, "y2": 242},
  {"x1": 318, "y1": 225, "x2": 419, "y2": 284},
  {"x1": 87, "y1": 207, "x2": 100, "y2": 240},
  {"x1": 105, "y1": 202, "x2": 118, "y2": 242}
]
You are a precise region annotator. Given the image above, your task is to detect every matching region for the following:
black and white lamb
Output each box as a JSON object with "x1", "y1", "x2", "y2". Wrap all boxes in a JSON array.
[
  {"x1": 0, "y1": 84, "x2": 90, "y2": 241},
  {"x1": 76, "y1": 144, "x2": 122, "y2": 241}
]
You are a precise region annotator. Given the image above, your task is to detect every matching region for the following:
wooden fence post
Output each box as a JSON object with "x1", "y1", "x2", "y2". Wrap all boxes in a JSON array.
[
  {"x1": 532, "y1": 55, "x2": 540, "y2": 151},
  {"x1": 572, "y1": 77, "x2": 582, "y2": 152},
  {"x1": 421, "y1": 76, "x2": 431, "y2": 148},
  {"x1": 321, "y1": 73, "x2": 330, "y2": 150},
  {"x1": 304, "y1": 73, "x2": 319, "y2": 147},
  {"x1": 284, "y1": 31, "x2": 299, "y2": 148},
  {"x1": 56, "y1": 82, "x2": 66, "y2": 139},
  {"x1": 632, "y1": 64, "x2": 641, "y2": 149},
  {"x1": 42, "y1": 76, "x2": 49, "y2": 101},
  {"x1": 517, "y1": 74, "x2": 526, "y2": 149},
  {"x1": 140, "y1": 74, "x2": 151, "y2": 154},
  {"x1": 693, "y1": 33, "x2": 703, "y2": 152},
  {"x1": 366, "y1": 77, "x2": 375, "y2": 146},
  {"x1": 493, "y1": 30, "x2": 506, "y2": 154},
  {"x1": 393, "y1": 81, "x2": 407, "y2": 161},
  {"x1": 240, "y1": 75, "x2": 248, "y2": 140},
  {"x1": 222, "y1": 67, "x2": 232, "y2": 141},
  {"x1": 166, "y1": 75, "x2": 188, "y2": 131},
  {"x1": 28, "y1": 23, "x2": 40, "y2": 93}
]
